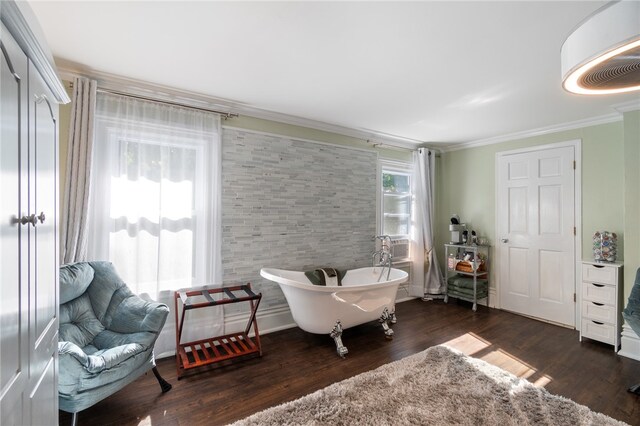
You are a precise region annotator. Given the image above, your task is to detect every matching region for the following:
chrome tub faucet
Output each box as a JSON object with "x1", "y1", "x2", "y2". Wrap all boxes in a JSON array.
[{"x1": 372, "y1": 235, "x2": 393, "y2": 281}]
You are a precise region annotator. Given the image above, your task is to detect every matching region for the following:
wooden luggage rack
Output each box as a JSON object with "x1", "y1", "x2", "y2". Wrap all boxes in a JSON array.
[{"x1": 174, "y1": 283, "x2": 262, "y2": 379}]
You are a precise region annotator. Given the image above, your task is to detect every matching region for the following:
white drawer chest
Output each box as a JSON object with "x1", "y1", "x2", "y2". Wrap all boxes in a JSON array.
[{"x1": 579, "y1": 261, "x2": 623, "y2": 350}]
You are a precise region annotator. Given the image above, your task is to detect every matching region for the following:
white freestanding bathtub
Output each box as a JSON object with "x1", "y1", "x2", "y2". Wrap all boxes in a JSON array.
[{"x1": 260, "y1": 266, "x2": 408, "y2": 357}]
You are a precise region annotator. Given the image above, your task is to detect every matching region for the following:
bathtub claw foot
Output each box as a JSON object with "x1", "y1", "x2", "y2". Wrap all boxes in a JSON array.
[
  {"x1": 379, "y1": 308, "x2": 394, "y2": 339},
  {"x1": 330, "y1": 321, "x2": 348, "y2": 358},
  {"x1": 336, "y1": 344, "x2": 349, "y2": 358},
  {"x1": 389, "y1": 310, "x2": 397, "y2": 324},
  {"x1": 381, "y1": 322, "x2": 394, "y2": 339}
]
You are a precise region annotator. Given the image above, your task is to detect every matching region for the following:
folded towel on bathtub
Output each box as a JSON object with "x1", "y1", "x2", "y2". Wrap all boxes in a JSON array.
[{"x1": 304, "y1": 268, "x2": 346, "y2": 286}]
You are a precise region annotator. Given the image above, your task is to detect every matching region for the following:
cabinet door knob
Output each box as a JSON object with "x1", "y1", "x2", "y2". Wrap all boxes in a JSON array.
[
  {"x1": 20, "y1": 214, "x2": 37, "y2": 227},
  {"x1": 501, "y1": 238, "x2": 509, "y2": 243},
  {"x1": 37, "y1": 212, "x2": 45, "y2": 224}
]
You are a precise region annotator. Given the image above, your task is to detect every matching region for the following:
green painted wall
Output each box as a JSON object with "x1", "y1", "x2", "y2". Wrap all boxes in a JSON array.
[
  {"x1": 225, "y1": 115, "x2": 411, "y2": 162},
  {"x1": 57, "y1": 79, "x2": 636, "y2": 302},
  {"x1": 624, "y1": 110, "x2": 640, "y2": 300},
  {"x1": 436, "y1": 120, "x2": 628, "y2": 296}
]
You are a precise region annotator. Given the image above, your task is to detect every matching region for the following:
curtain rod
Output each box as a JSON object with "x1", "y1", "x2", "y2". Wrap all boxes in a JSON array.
[
  {"x1": 418, "y1": 147, "x2": 441, "y2": 157},
  {"x1": 97, "y1": 88, "x2": 239, "y2": 119},
  {"x1": 69, "y1": 81, "x2": 238, "y2": 119}
]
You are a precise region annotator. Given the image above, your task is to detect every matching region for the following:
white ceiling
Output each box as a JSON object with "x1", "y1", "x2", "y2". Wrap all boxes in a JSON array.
[{"x1": 28, "y1": 1, "x2": 640, "y2": 147}]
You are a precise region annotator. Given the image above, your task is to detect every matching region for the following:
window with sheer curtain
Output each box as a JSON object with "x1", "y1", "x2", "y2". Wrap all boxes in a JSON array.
[
  {"x1": 379, "y1": 161, "x2": 413, "y2": 263},
  {"x1": 381, "y1": 168, "x2": 412, "y2": 239},
  {"x1": 88, "y1": 93, "x2": 222, "y2": 306}
]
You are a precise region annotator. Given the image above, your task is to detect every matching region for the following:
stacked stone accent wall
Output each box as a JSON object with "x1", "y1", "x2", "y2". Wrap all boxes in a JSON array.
[{"x1": 221, "y1": 128, "x2": 377, "y2": 315}]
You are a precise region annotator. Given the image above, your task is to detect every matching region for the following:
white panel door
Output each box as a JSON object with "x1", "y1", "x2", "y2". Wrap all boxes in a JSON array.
[
  {"x1": 28, "y1": 61, "x2": 59, "y2": 425},
  {"x1": 2, "y1": 11, "x2": 62, "y2": 425},
  {"x1": 0, "y1": 30, "x2": 30, "y2": 426},
  {"x1": 498, "y1": 145, "x2": 575, "y2": 326}
]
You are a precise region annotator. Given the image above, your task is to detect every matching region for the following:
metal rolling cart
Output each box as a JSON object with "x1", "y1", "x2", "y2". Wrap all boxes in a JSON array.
[{"x1": 444, "y1": 243, "x2": 490, "y2": 311}]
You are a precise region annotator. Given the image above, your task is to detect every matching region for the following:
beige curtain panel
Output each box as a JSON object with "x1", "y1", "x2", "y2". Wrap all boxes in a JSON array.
[{"x1": 60, "y1": 77, "x2": 97, "y2": 264}]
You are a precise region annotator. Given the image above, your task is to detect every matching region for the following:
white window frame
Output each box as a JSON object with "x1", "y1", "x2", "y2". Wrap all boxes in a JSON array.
[
  {"x1": 106, "y1": 129, "x2": 208, "y2": 289},
  {"x1": 89, "y1": 98, "x2": 220, "y2": 295},
  {"x1": 378, "y1": 159, "x2": 413, "y2": 261}
]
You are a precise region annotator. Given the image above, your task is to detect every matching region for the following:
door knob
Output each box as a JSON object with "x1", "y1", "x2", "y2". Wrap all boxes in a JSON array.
[
  {"x1": 20, "y1": 214, "x2": 37, "y2": 227},
  {"x1": 501, "y1": 238, "x2": 509, "y2": 243},
  {"x1": 37, "y1": 212, "x2": 45, "y2": 224}
]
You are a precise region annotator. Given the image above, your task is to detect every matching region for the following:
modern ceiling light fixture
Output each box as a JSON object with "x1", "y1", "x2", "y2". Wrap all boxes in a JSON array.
[{"x1": 561, "y1": 0, "x2": 640, "y2": 95}]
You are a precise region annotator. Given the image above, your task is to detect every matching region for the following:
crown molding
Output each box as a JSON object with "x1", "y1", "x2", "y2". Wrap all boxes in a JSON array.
[
  {"x1": 233, "y1": 106, "x2": 423, "y2": 150},
  {"x1": 440, "y1": 112, "x2": 623, "y2": 153},
  {"x1": 221, "y1": 125, "x2": 380, "y2": 155},
  {"x1": 57, "y1": 64, "x2": 634, "y2": 154},
  {"x1": 57, "y1": 64, "x2": 421, "y2": 151},
  {"x1": 1, "y1": 1, "x2": 69, "y2": 103},
  {"x1": 612, "y1": 99, "x2": 640, "y2": 113}
]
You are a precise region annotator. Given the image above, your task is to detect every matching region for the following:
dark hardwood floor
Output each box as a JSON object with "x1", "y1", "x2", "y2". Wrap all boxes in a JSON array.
[{"x1": 59, "y1": 299, "x2": 640, "y2": 425}]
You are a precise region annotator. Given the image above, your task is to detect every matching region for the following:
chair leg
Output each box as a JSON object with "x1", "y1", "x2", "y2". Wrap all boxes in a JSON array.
[
  {"x1": 629, "y1": 383, "x2": 640, "y2": 395},
  {"x1": 71, "y1": 412, "x2": 78, "y2": 426},
  {"x1": 152, "y1": 366, "x2": 172, "y2": 393}
]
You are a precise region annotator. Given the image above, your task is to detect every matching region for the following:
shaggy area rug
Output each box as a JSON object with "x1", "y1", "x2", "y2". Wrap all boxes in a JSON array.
[{"x1": 231, "y1": 345, "x2": 626, "y2": 425}]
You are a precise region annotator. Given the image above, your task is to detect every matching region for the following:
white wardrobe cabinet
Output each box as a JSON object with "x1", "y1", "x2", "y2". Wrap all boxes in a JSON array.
[{"x1": 1, "y1": 1, "x2": 69, "y2": 425}]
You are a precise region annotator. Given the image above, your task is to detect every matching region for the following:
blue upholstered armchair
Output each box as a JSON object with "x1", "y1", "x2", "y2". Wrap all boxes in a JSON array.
[
  {"x1": 58, "y1": 261, "x2": 172, "y2": 425},
  {"x1": 622, "y1": 268, "x2": 640, "y2": 395}
]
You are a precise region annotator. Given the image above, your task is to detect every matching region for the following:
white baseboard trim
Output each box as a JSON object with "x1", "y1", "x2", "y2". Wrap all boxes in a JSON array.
[
  {"x1": 156, "y1": 298, "x2": 418, "y2": 360},
  {"x1": 226, "y1": 296, "x2": 418, "y2": 335},
  {"x1": 225, "y1": 304, "x2": 296, "y2": 337},
  {"x1": 618, "y1": 322, "x2": 640, "y2": 361},
  {"x1": 488, "y1": 287, "x2": 497, "y2": 308},
  {"x1": 156, "y1": 304, "x2": 295, "y2": 359}
]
